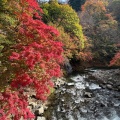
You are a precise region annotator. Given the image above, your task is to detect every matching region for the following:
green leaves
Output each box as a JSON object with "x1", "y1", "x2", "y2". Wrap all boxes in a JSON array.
[
  {"x1": 0, "y1": 13, "x2": 16, "y2": 27},
  {"x1": 41, "y1": 2, "x2": 85, "y2": 50}
]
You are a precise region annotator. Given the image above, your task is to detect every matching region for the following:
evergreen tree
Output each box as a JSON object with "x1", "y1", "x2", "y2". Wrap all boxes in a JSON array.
[{"x1": 68, "y1": 0, "x2": 86, "y2": 11}]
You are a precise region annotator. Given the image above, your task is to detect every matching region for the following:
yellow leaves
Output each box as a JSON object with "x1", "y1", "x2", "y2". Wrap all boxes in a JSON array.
[
  {"x1": 0, "y1": 0, "x2": 7, "y2": 7},
  {"x1": 41, "y1": 1, "x2": 85, "y2": 59},
  {"x1": 0, "y1": 14, "x2": 16, "y2": 27}
]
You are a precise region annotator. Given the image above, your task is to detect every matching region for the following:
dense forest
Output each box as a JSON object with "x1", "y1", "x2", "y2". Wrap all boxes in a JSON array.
[{"x1": 0, "y1": 0, "x2": 120, "y2": 119}]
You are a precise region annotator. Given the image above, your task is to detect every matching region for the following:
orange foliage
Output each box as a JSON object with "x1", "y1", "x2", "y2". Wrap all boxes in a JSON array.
[
  {"x1": 77, "y1": 52, "x2": 93, "y2": 61},
  {"x1": 110, "y1": 51, "x2": 120, "y2": 66}
]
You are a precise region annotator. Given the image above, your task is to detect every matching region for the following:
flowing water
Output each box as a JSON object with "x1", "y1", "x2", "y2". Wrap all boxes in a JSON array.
[{"x1": 44, "y1": 69, "x2": 120, "y2": 120}]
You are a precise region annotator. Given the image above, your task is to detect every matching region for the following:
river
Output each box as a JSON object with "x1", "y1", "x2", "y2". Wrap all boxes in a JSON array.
[{"x1": 44, "y1": 68, "x2": 120, "y2": 120}]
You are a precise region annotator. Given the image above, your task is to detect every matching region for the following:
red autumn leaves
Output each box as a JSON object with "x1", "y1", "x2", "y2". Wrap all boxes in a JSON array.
[{"x1": 0, "y1": 0, "x2": 63, "y2": 119}]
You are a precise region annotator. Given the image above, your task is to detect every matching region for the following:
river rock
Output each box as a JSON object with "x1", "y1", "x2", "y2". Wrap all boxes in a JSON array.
[
  {"x1": 67, "y1": 83, "x2": 74, "y2": 86},
  {"x1": 29, "y1": 102, "x2": 37, "y2": 109},
  {"x1": 54, "y1": 78, "x2": 65, "y2": 88},
  {"x1": 107, "y1": 81, "x2": 113, "y2": 85},
  {"x1": 35, "y1": 106, "x2": 44, "y2": 115},
  {"x1": 37, "y1": 116, "x2": 46, "y2": 120},
  {"x1": 89, "y1": 83, "x2": 101, "y2": 90},
  {"x1": 64, "y1": 58, "x2": 72, "y2": 73},
  {"x1": 80, "y1": 108, "x2": 88, "y2": 113},
  {"x1": 106, "y1": 84, "x2": 112, "y2": 89},
  {"x1": 118, "y1": 86, "x2": 120, "y2": 91},
  {"x1": 84, "y1": 92, "x2": 92, "y2": 98}
]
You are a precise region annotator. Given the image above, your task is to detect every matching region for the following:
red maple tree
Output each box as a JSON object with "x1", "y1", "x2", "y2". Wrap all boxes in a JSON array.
[{"x1": 0, "y1": 0, "x2": 63, "y2": 119}]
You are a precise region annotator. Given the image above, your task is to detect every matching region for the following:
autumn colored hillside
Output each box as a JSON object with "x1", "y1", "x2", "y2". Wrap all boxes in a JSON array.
[{"x1": 0, "y1": 0, "x2": 120, "y2": 119}]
